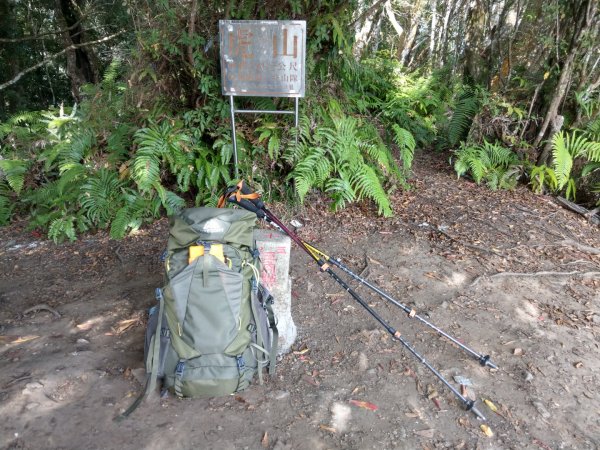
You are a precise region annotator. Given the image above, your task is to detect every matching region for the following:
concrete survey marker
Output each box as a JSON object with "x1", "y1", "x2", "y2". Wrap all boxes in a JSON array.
[{"x1": 254, "y1": 229, "x2": 296, "y2": 354}]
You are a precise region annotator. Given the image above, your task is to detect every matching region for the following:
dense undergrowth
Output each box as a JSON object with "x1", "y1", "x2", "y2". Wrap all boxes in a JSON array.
[{"x1": 1, "y1": 3, "x2": 600, "y2": 242}]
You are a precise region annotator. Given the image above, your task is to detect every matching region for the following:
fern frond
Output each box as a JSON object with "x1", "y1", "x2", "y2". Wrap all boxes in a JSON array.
[
  {"x1": 132, "y1": 150, "x2": 161, "y2": 192},
  {"x1": 325, "y1": 177, "x2": 356, "y2": 211},
  {"x1": 48, "y1": 216, "x2": 77, "y2": 243},
  {"x1": 350, "y1": 165, "x2": 393, "y2": 217},
  {"x1": 153, "y1": 182, "x2": 185, "y2": 215},
  {"x1": 79, "y1": 169, "x2": 123, "y2": 226},
  {"x1": 110, "y1": 206, "x2": 132, "y2": 239},
  {"x1": 392, "y1": 125, "x2": 416, "y2": 173},
  {"x1": 448, "y1": 89, "x2": 479, "y2": 146},
  {"x1": 0, "y1": 159, "x2": 28, "y2": 194},
  {"x1": 57, "y1": 164, "x2": 86, "y2": 196},
  {"x1": 0, "y1": 195, "x2": 13, "y2": 225},
  {"x1": 551, "y1": 132, "x2": 573, "y2": 190}
]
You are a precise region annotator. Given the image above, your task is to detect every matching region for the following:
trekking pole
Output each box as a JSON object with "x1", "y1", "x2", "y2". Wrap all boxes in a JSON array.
[
  {"x1": 301, "y1": 243, "x2": 498, "y2": 370},
  {"x1": 220, "y1": 181, "x2": 498, "y2": 370},
  {"x1": 219, "y1": 182, "x2": 488, "y2": 420}
]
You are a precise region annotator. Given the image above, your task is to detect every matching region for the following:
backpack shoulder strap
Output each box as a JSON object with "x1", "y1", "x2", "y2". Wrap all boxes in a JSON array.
[
  {"x1": 115, "y1": 288, "x2": 165, "y2": 421},
  {"x1": 259, "y1": 283, "x2": 278, "y2": 375}
]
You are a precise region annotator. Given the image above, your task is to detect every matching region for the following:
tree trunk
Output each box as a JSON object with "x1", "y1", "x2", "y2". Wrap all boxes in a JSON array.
[
  {"x1": 400, "y1": 0, "x2": 423, "y2": 66},
  {"x1": 535, "y1": 0, "x2": 597, "y2": 163},
  {"x1": 464, "y1": 0, "x2": 490, "y2": 85},
  {"x1": 353, "y1": 1, "x2": 381, "y2": 58},
  {"x1": 429, "y1": 0, "x2": 438, "y2": 66},
  {"x1": 439, "y1": 0, "x2": 456, "y2": 66},
  {"x1": 55, "y1": 0, "x2": 99, "y2": 99}
]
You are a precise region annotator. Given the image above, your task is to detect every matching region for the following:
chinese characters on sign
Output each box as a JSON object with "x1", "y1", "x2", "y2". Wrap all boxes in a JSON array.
[{"x1": 219, "y1": 20, "x2": 306, "y2": 97}]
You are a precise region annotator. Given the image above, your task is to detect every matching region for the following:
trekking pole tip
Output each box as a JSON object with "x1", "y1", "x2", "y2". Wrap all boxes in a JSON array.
[
  {"x1": 480, "y1": 354, "x2": 498, "y2": 370},
  {"x1": 466, "y1": 400, "x2": 486, "y2": 421},
  {"x1": 471, "y1": 405, "x2": 486, "y2": 421}
]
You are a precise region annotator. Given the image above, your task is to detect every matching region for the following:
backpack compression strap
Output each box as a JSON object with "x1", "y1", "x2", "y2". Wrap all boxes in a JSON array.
[{"x1": 114, "y1": 288, "x2": 165, "y2": 421}]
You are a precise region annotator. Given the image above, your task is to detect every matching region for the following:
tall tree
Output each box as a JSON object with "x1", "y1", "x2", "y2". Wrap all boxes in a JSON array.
[{"x1": 536, "y1": 0, "x2": 598, "y2": 163}]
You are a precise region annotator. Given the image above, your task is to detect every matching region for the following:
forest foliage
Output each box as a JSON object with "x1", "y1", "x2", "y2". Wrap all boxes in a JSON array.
[{"x1": 1, "y1": 0, "x2": 599, "y2": 241}]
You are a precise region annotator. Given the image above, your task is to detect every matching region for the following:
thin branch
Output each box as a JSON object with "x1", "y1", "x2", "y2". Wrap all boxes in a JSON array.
[
  {"x1": 0, "y1": 31, "x2": 125, "y2": 91},
  {"x1": 0, "y1": 17, "x2": 85, "y2": 43},
  {"x1": 350, "y1": 0, "x2": 388, "y2": 27},
  {"x1": 384, "y1": 0, "x2": 404, "y2": 38}
]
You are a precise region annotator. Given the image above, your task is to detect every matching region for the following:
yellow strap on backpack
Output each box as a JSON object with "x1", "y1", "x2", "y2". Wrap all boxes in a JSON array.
[{"x1": 188, "y1": 244, "x2": 225, "y2": 265}]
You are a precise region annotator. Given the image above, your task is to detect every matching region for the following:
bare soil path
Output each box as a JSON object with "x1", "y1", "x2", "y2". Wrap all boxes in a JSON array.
[{"x1": 1, "y1": 152, "x2": 599, "y2": 450}]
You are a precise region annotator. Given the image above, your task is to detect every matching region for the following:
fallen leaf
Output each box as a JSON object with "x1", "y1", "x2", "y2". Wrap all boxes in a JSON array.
[
  {"x1": 113, "y1": 318, "x2": 140, "y2": 335},
  {"x1": 427, "y1": 388, "x2": 438, "y2": 400},
  {"x1": 234, "y1": 395, "x2": 246, "y2": 403},
  {"x1": 457, "y1": 416, "x2": 470, "y2": 427},
  {"x1": 368, "y1": 257, "x2": 384, "y2": 266},
  {"x1": 319, "y1": 424, "x2": 336, "y2": 433},
  {"x1": 483, "y1": 398, "x2": 498, "y2": 413},
  {"x1": 431, "y1": 397, "x2": 442, "y2": 410},
  {"x1": 0, "y1": 335, "x2": 39, "y2": 345},
  {"x1": 480, "y1": 424, "x2": 494, "y2": 437},
  {"x1": 293, "y1": 348, "x2": 310, "y2": 355},
  {"x1": 414, "y1": 429, "x2": 435, "y2": 439},
  {"x1": 261, "y1": 431, "x2": 269, "y2": 448},
  {"x1": 513, "y1": 348, "x2": 524, "y2": 356},
  {"x1": 76, "y1": 318, "x2": 102, "y2": 331},
  {"x1": 349, "y1": 399, "x2": 378, "y2": 411}
]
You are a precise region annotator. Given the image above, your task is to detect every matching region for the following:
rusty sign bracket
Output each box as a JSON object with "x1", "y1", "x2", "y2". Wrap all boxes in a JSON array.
[{"x1": 229, "y1": 96, "x2": 299, "y2": 178}]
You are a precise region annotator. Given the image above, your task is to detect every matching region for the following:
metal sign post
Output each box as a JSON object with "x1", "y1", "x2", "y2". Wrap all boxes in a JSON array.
[{"x1": 219, "y1": 20, "x2": 306, "y2": 177}]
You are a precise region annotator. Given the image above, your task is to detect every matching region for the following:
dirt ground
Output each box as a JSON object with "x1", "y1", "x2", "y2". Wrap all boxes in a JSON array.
[{"x1": 1, "y1": 152, "x2": 599, "y2": 450}]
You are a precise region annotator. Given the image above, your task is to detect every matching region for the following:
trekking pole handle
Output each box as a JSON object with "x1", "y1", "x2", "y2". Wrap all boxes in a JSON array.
[
  {"x1": 231, "y1": 196, "x2": 266, "y2": 219},
  {"x1": 237, "y1": 180, "x2": 265, "y2": 209}
]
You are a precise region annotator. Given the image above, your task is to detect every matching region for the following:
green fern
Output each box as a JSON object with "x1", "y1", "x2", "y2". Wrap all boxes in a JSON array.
[
  {"x1": 454, "y1": 140, "x2": 520, "y2": 189},
  {"x1": 392, "y1": 124, "x2": 416, "y2": 173},
  {"x1": 351, "y1": 165, "x2": 392, "y2": 216},
  {"x1": 287, "y1": 106, "x2": 402, "y2": 216},
  {"x1": 109, "y1": 190, "x2": 157, "y2": 239},
  {"x1": 48, "y1": 216, "x2": 77, "y2": 243},
  {"x1": 448, "y1": 89, "x2": 479, "y2": 146},
  {"x1": 0, "y1": 159, "x2": 28, "y2": 194},
  {"x1": 153, "y1": 183, "x2": 185, "y2": 215},
  {"x1": 551, "y1": 131, "x2": 600, "y2": 190},
  {"x1": 79, "y1": 169, "x2": 124, "y2": 227},
  {"x1": 0, "y1": 195, "x2": 13, "y2": 225},
  {"x1": 529, "y1": 164, "x2": 558, "y2": 194}
]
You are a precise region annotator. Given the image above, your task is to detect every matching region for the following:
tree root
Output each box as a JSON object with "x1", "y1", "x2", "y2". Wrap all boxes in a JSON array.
[
  {"x1": 22, "y1": 304, "x2": 61, "y2": 318},
  {"x1": 470, "y1": 270, "x2": 600, "y2": 287}
]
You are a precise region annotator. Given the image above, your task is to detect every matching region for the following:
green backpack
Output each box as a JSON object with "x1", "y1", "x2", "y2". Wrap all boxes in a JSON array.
[{"x1": 144, "y1": 208, "x2": 278, "y2": 399}]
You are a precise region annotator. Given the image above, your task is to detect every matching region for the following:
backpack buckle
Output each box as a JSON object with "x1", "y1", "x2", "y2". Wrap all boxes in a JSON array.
[
  {"x1": 159, "y1": 250, "x2": 168, "y2": 262},
  {"x1": 175, "y1": 360, "x2": 185, "y2": 378},
  {"x1": 197, "y1": 240, "x2": 211, "y2": 252},
  {"x1": 236, "y1": 355, "x2": 245, "y2": 370}
]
